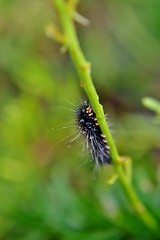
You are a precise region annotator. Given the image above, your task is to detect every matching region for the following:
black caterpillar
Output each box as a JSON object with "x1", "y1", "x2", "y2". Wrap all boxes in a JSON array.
[{"x1": 75, "y1": 101, "x2": 111, "y2": 165}]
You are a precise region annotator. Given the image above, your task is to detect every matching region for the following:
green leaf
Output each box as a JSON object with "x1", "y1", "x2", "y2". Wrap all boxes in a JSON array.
[{"x1": 142, "y1": 97, "x2": 160, "y2": 114}]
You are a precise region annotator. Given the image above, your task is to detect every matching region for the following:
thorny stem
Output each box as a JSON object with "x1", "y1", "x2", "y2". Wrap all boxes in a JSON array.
[{"x1": 52, "y1": 0, "x2": 159, "y2": 234}]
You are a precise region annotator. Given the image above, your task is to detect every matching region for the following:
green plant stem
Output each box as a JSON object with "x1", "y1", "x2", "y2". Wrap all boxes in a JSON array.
[
  {"x1": 53, "y1": 0, "x2": 159, "y2": 234},
  {"x1": 123, "y1": 157, "x2": 132, "y2": 183}
]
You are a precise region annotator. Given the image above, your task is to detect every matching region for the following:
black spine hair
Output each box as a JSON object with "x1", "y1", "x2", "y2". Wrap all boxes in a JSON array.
[{"x1": 75, "y1": 101, "x2": 111, "y2": 165}]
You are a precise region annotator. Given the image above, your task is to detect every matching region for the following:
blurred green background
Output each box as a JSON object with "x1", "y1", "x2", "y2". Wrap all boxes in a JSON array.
[{"x1": 0, "y1": 0, "x2": 160, "y2": 239}]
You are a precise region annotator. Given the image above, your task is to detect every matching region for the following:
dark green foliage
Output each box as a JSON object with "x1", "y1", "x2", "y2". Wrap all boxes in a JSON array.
[{"x1": 0, "y1": 0, "x2": 160, "y2": 239}]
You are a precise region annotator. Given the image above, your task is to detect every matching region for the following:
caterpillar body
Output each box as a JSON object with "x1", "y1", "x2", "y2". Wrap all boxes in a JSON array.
[{"x1": 75, "y1": 101, "x2": 111, "y2": 165}]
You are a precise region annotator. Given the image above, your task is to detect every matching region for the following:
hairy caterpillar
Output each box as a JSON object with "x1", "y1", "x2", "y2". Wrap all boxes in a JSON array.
[{"x1": 75, "y1": 101, "x2": 111, "y2": 165}]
